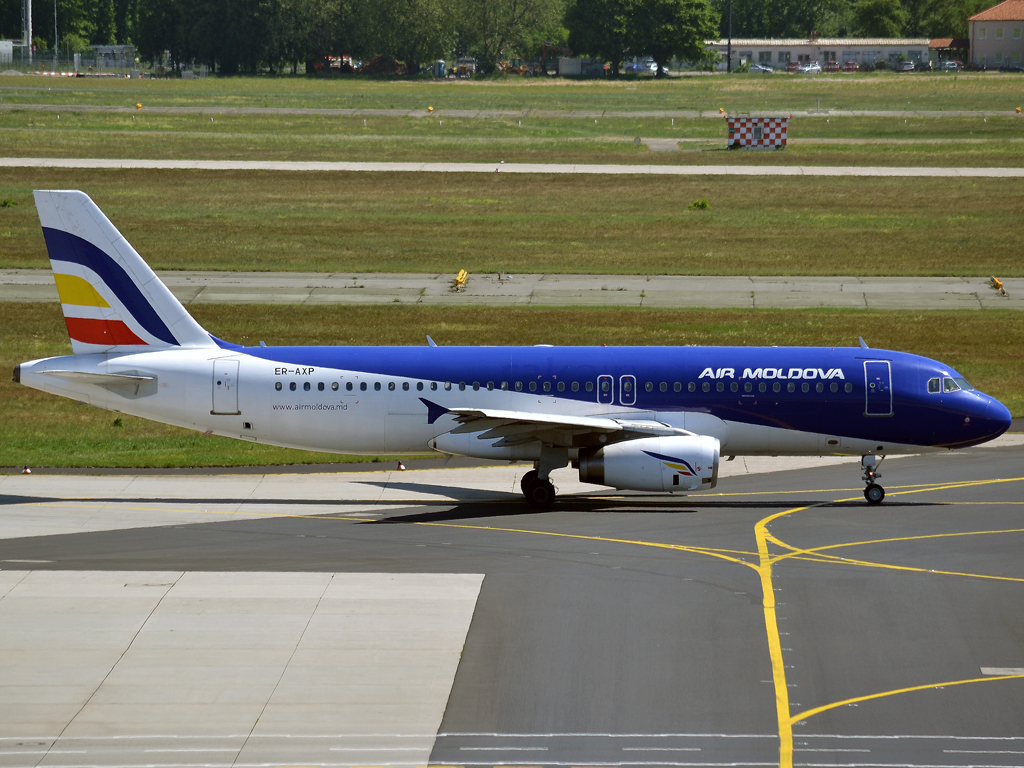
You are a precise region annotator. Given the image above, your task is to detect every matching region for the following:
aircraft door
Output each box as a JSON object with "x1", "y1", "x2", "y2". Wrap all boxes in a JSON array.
[
  {"x1": 619, "y1": 375, "x2": 636, "y2": 406},
  {"x1": 212, "y1": 359, "x2": 240, "y2": 415},
  {"x1": 597, "y1": 374, "x2": 614, "y2": 404},
  {"x1": 864, "y1": 360, "x2": 892, "y2": 416}
]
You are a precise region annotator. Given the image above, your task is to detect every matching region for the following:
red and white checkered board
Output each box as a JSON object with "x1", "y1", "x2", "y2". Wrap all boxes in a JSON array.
[{"x1": 727, "y1": 117, "x2": 789, "y2": 149}]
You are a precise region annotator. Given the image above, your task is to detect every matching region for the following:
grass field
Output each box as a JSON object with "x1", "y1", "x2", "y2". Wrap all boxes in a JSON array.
[
  {"x1": 2, "y1": 111, "x2": 1022, "y2": 166},
  {"x1": 2, "y1": 169, "x2": 1022, "y2": 276},
  {"x1": 3, "y1": 302, "x2": 1021, "y2": 468},
  {"x1": 3, "y1": 72, "x2": 1024, "y2": 112}
]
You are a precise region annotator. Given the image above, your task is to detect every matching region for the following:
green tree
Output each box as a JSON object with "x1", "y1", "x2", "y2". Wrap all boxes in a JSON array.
[
  {"x1": 628, "y1": 0, "x2": 718, "y2": 76},
  {"x1": 458, "y1": 0, "x2": 566, "y2": 73},
  {"x1": 353, "y1": 0, "x2": 455, "y2": 74},
  {"x1": 917, "y1": 0, "x2": 984, "y2": 37},
  {"x1": 565, "y1": 0, "x2": 631, "y2": 74},
  {"x1": 91, "y1": 0, "x2": 117, "y2": 43},
  {"x1": 853, "y1": 0, "x2": 908, "y2": 37},
  {"x1": 134, "y1": 0, "x2": 183, "y2": 66}
]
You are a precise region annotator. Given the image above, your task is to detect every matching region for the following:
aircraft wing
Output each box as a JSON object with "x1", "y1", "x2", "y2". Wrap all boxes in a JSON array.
[{"x1": 436, "y1": 403, "x2": 691, "y2": 448}]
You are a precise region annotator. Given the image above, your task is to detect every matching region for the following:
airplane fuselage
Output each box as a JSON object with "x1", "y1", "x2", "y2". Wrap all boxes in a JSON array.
[{"x1": 17, "y1": 344, "x2": 1011, "y2": 463}]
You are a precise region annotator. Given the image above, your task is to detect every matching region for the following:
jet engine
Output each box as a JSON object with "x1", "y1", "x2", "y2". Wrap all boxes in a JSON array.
[{"x1": 577, "y1": 435, "x2": 720, "y2": 492}]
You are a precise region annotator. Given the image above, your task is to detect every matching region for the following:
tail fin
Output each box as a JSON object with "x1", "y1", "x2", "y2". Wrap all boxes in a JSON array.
[{"x1": 35, "y1": 190, "x2": 216, "y2": 355}]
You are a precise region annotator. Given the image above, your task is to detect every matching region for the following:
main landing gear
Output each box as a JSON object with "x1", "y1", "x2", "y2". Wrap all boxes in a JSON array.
[
  {"x1": 521, "y1": 469, "x2": 555, "y2": 509},
  {"x1": 862, "y1": 454, "x2": 885, "y2": 504},
  {"x1": 520, "y1": 446, "x2": 568, "y2": 509}
]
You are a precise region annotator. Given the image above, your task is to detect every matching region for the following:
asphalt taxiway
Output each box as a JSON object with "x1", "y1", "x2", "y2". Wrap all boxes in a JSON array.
[{"x1": 1, "y1": 438, "x2": 1023, "y2": 768}]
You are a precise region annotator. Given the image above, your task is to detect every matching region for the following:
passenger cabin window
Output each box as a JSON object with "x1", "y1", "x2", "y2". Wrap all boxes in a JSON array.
[
  {"x1": 571, "y1": 382, "x2": 579, "y2": 392},
  {"x1": 290, "y1": 382, "x2": 297, "y2": 391},
  {"x1": 332, "y1": 382, "x2": 339, "y2": 391},
  {"x1": 645, "y1": 382, "x2": 654, "y2": 392},
  {"x1": 515, "y1": 382, "x2": 522, "y2": 391},
  {"x1": 702, "y1": 382, "x2": 711, "y2": 392},
  {"x1": 674, "y1": 382, "x2": 681, "y2": 392},
  {"x1": 557, "y1": 381, "x2": 565, "y2": 392},
  {"x1": 417, "y1": 382, "x2": 424, "y2": 391},
  {"x1": 388, "y1": 382, "x2": 395, "y2": 391},
  {"x1": 304, "y1": 382, "x2": 311, "y2": 392},
  {"x1": 928, "y1": 377, "x2": 941, "y2": 393},
  {"x1": 403, "y1": 382, "x2": 410, "y2": 391},
  {"x1": 360, "y1": 382, "x2": 367, "y2": 391},
  {"x1": 717, "y1": 382, "x2": 725, "y2": 392},
  {"x1": 585, "y1": 382, "x2": 594, "y2": 392},
  {"x1": 275, "y1": 382, "x2": 282, "y2": 391},
  {"x1": 374, "y1": 382, "x2": 381, "y2": 391},
  {"x1": 529, "y1": 382, "x2": 537, "y2": 392},
  {"x1": 688, "y1": 382, "x2": 696, "y2": 392},
  {"x1": 542, "y1": 382, "x2": 551, "y2": 392},
  {"x1": 845, "y1": 383, "x2": 853, "y2": 393},
  {"x1": 943, "y1": 377, "x2": 961, "y2": 392},
  {"x1": 318, "y1": 382, "x2": 324, "y2": 391},
  {"x1": 346, "y1": 382, "x2": 353, "y2": 391},
  {"x1": 660, "y1": 382, "x2": 668, "y2": 392}
]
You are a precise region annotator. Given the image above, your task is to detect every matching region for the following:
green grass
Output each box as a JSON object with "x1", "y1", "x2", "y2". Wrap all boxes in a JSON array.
[
  {"x1": 4, "y1": 71, "x2": 1024, "y2": 111},
  {"x1": 2, "y1": 169, "x2": 1022, "y2": 276},
  {"x1": 3, "y1": 302, "x2": 1021, "y2": 468},
  {"x1": 2, "y1": 111, "x2": 1022, "y2": 166}
]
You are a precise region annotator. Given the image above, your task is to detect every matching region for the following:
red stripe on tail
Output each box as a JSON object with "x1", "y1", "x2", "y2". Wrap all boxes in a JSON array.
[{"x1": 65, "y1": 317, "x2": 148, "y2": 346}]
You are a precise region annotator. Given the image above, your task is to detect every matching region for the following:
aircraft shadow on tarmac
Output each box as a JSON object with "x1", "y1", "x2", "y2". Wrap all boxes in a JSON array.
[{"x1": 371, "y1": 496, "x2": 941, "y2": 523}]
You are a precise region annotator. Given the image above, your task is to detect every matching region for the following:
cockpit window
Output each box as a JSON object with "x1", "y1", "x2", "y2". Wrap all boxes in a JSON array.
[
  {"x1": 943, "y1": 377, "x2": 960, "y2": 393},
  {"x1": 927, "y1": 377, "x2": 940, "y2": 393},
  {"x1": 954, "y1": 377, "x2": 974, "y2": 391}
]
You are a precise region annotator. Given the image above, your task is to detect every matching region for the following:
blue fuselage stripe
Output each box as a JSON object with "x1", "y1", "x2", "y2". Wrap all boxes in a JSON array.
[{"x1": 246, "y1": 345, "x2": 1011, "y2": 449}]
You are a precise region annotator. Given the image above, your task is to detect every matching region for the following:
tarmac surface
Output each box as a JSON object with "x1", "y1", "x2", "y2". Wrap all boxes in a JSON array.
[
  {"x1": 2, "y1": 435, "x2": 1023, "y2": 768},
  {"x1": 5, "y1": 157, "x2": 1024, "y2": 177},
  {"x1": 2, "y1": 102, "x2": 1023, "y2": 119},
  {"x1": 3, "y1": 269, "x2": 1021, "y2": 310}
]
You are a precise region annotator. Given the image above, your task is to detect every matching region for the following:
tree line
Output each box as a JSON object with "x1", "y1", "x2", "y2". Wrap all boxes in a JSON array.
[{"x1": 0, "y1": 0, "x2": 991, "y2": 73}]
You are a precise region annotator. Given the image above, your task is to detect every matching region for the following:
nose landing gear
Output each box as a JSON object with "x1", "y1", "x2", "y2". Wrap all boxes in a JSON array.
[{"x1": 862, "y1": 454, "x2": 885, "y2": 504}]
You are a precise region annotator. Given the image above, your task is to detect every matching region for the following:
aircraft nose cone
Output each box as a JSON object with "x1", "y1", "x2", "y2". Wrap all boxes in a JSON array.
[{"x1": 973, "y1": 396, "x2": 1012, "y2": 442}]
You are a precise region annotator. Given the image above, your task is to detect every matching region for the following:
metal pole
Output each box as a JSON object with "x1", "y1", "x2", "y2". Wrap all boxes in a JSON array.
[
  {"x1": 21, "y1": 0, "x2": 32, "y2": 64},
  {"x1": 727, "y1": 0, "x2": 732, "y2": 73},
  {"x1": 53, "y1": 0, "x2": 57, "y2": 71}
]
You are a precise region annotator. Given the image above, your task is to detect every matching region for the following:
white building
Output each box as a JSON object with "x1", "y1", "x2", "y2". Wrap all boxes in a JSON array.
[{"x1": 708, "y1": 37, "x2": 931, "y2": 70}]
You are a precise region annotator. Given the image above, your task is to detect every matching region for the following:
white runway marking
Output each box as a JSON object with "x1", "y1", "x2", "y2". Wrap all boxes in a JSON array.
[{"x1": 980, "y1": 667, "x2": 1024, "y2": 675}]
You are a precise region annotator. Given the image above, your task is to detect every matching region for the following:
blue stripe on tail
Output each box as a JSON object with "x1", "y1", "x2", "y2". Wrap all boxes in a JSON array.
[{"x1": 43, "y1": 227, "x2": 179, "y2": 346}]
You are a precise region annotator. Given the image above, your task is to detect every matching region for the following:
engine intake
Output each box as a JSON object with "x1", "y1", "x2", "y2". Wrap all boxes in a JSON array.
[{"x1": 578, "y1": 435, "x2": 720, "y2": 492}]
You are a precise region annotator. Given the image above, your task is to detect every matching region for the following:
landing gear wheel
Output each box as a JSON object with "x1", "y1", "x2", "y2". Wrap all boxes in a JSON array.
[
  {"x1": 525, "y1": 478, "x2": 556, "y2": 509},
  {"x1": 864, "y1": 483, "x2": 885, "y2": 505},
  {"x1": 520, "y1": 469, "x2": 539, "y2": 496}
]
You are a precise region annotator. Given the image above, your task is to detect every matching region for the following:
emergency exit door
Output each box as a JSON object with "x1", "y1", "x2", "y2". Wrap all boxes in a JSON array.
[
  {"x1": 864, "y1": 360, "x2": 892, "y2": 417},
  {"x1": 212, "y1": 359, "x2": 241, "y2": 415}
]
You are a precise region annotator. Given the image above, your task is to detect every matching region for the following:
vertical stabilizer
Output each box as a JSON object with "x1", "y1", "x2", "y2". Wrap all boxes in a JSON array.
[{"x1": 35, "y1": 190, "x2": 215, "y2": 355}]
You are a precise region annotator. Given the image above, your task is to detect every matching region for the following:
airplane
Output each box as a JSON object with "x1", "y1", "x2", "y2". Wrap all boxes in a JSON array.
[{"x1": 13, "y1": 190, "x2": 1012, "y2": 508}]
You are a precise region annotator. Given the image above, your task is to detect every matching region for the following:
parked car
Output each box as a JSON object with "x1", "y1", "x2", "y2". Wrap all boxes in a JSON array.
[
  {"x1": 786, "y1": 60, "x2": 800, "y2": 72},
  {"x1": 937, "y1": 60, "x2": 962, "y2": 71},
  {"x1": 843, "y1": 60, "x2": 860, "y2": 72},
  {"x1": 897, "y1": 60, "x2": 916, "y2": 71},
  {"x1": 999, "y1": 63, "x2": 1024, "y2": 72},
  {"x1": 824, "y1": 60, "x2": 840, "y2": 72},
  {"x1": 796, "y1": 61, "x2": 822, "y2": 74},
  {"x1": 749, "y1": 62, "x2": 773, "y2": 72}
]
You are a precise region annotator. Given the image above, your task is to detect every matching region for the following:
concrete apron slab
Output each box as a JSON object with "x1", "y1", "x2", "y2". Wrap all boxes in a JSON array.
[{"x1": 0, "y1": 570, "x2": 483, "y2": 767}]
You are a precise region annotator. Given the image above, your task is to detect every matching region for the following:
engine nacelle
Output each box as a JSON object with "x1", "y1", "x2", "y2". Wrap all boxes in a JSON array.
[{"x1": 578, "y1": 435, "x2": 720, "y2": 493}]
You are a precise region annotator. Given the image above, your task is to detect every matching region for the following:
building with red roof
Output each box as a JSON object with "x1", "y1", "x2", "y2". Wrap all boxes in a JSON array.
[{"x1": 968, "y1": 0, "x2": 1024, "y2": 67}]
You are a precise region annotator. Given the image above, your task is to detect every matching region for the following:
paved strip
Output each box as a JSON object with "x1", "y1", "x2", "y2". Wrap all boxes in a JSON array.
[
  {"x1": 0, "y1": 570, "x2": 482, "y2": 767},
  {"x1": 3, "y1": 437, "x2": 1022, "y2": 540},
  {"x1": 4, "y1": 269, "x2": 1021, "y2": 309},
  {"x1": 4, "y1": 156, "x2": 1024, "y2": 177},
  {"x1": 2, "y1": 102, "x2": 1022, "y2": 118}
]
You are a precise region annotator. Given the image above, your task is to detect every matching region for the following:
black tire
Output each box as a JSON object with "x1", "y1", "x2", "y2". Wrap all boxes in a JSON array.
[
  {"x1": 864, "y1": 483, "x2": 885, "y2": 505},
  {"x1": 520, "y1": 469, "x2": 539, "y2": 496},
  {"x1": 525, "y1": 478, "x2": 555, "y2": 509}
]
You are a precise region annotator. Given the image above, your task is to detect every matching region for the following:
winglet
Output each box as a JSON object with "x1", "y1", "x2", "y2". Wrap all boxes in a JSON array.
[
  {"x1": 426, "y1": 335, "x2": 437, "y2": 347},
  {"x1": 419, "y1": 397, "x2": 450, "y2": 424},
  {"x1": 859, "y1": 336, "x2": 869, "y2": 349}
]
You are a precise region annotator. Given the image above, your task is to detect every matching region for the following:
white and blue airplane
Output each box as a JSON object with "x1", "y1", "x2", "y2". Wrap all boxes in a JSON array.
[{"x1": 14, "y1": 191, "x2": 1012, "y2": 507}]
